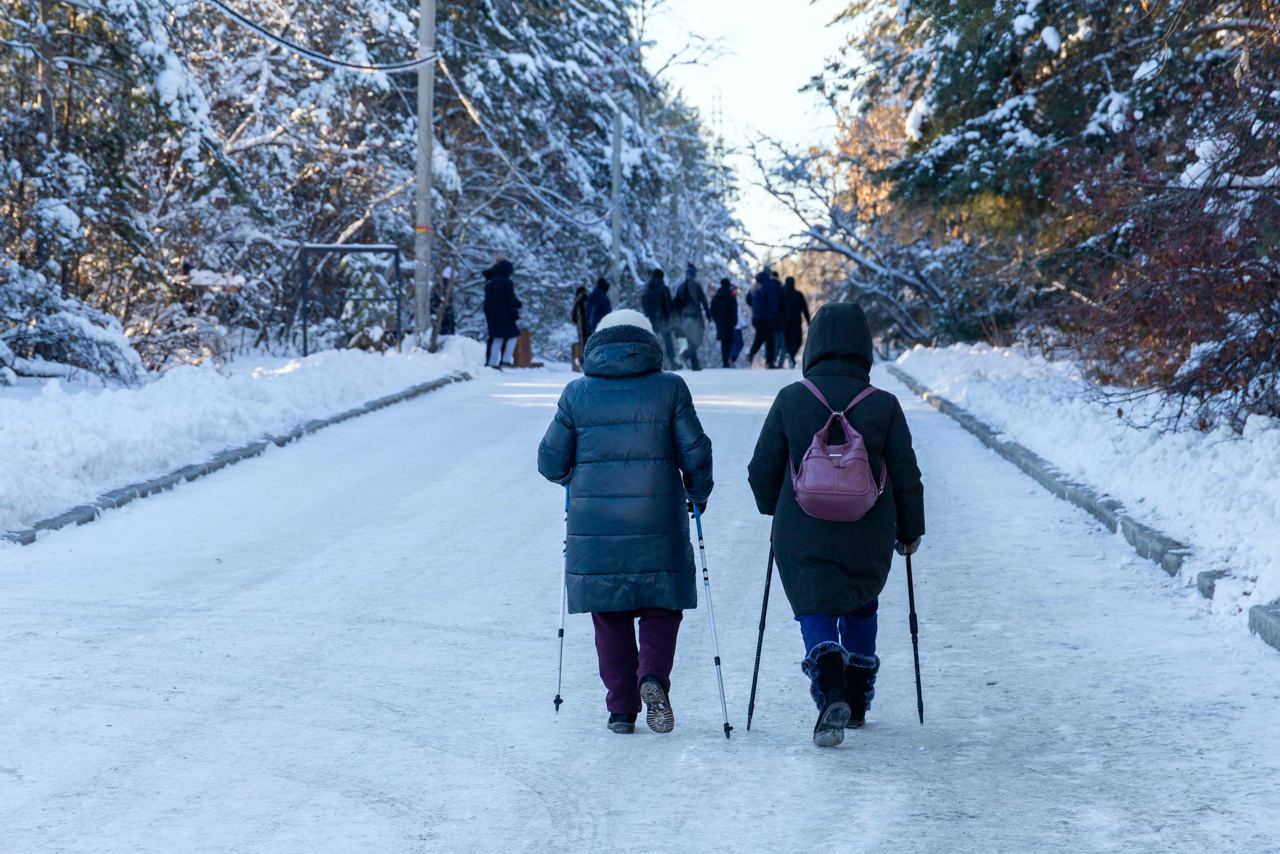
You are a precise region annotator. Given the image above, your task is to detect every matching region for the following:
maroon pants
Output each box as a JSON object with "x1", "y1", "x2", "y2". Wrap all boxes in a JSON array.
[{"x1": 591, "y1": 609, "x2": 683, "y2": 714}]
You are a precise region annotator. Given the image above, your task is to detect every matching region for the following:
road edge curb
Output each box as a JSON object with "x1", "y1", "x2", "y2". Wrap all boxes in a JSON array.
[
  {"x1": 888, "y1": 364, "x2": 1280, "y2": 655},
  {"x1": 885, "y1": 364, "x2": 1197, "y2": 575},
  {"x1": 2, "y1": 371, "x2": 472, "y2": 547}
]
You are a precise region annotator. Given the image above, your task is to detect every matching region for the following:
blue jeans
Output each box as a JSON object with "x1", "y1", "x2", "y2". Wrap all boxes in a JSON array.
[{"x1": 797, "y1": 599, "x2": 878, "y2": 658}]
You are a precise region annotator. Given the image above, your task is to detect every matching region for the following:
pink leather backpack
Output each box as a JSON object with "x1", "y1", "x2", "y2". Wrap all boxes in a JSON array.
[{"x1": 790, "y1": 380, "x2": 887, "y2": 522}]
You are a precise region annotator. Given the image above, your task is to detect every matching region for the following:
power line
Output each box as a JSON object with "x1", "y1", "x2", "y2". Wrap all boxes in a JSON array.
[
  {"x1": 436, "y1": 57, "x2": 613, "y2": 230},
  {"x1": 201, "y1": 0, "x2": 615, "y2": 231},
  {"x1": 201, "y1": 0, "x2": 438, "y2": 74}
]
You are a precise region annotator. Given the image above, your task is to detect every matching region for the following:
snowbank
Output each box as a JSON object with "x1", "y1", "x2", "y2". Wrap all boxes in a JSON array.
[
  {"x1": 0, "y1": 339, "x2": 484, "y2": 533},
  {"x1": 896, "y1": 344, "x2": 1280, "y2": 625}
]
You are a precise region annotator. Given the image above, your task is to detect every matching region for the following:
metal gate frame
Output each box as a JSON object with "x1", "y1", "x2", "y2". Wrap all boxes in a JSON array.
[{"x1": 296, "y1": 243, "x2": 406, "y2": 357}]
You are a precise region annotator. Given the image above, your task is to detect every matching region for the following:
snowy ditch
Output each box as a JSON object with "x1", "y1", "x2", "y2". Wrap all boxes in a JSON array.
[
  {"x1": 0, "y1": 338, "x2": 485, "y2": 540},
  {"x1": 891, "y1": 344, "x2": 1280, "y2": 650}
]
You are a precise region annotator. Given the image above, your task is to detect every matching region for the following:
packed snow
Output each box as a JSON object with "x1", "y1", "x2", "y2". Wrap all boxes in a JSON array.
[
  {"x1": 1, "y1": 367, "x2": 1278, "y2": 852},
  {"x1": 0, "y1": 338, "x2": 483, "y2": 533},
  {"x1": 895, "y1": 344, "x2": 1280, "y2": 632}
]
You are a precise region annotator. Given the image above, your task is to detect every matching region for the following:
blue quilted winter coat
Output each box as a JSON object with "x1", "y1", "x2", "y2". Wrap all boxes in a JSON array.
[{"x1": 538, "y1": 323, "x2": 714, "y2": 613}]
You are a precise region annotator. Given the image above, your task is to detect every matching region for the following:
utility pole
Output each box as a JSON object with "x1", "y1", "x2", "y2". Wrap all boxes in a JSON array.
[
  {"x1": 610, "y1": 109, "x2": 623, "y2": 288},
  {"x1": 414, "y1": 0, "x2": 437, "y2": 347},
  {"x1": 668, "y1": 184, "x2": 679, "y2": 273}
]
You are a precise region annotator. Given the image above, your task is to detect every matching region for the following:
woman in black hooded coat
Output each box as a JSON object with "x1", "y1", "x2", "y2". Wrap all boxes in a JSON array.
[
  {"x1": 748, "y1": 302, "x2": 924, "y2": 746},
  {"x1": 483, "y1": 259, "x2": 521, "y2": 367}
]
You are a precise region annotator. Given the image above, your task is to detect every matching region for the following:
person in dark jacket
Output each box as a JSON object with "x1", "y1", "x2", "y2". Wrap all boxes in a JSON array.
[
  {"x1": 539, "y1": 308, "x2": 714, "y2": 735},
  {"x1": 780, "y1": 276, "x2": 811, "y2": 369},
  {"x1": 746, "y1": 270, "x2": 783, "y2": 368},
  {"x1": 570, "y1": 286, "x2": 590, "y2": 371},
  {"x1": 483, "y1": 259, "x2": 521, "y2": 368},
  {"x1": 586, "y1": 277, "x2": 612, "y2": 334},
  {"x1": 747, "y1": 302, "x2": 924, "y2": 746},
  {"x1": 641, "y1": 268, "x2": 678, "y2": 368},
  {"x1": 671, "y1": 263, "x2": 710, "y2": 371},
  {"x1": 709, "y1": 278, "x2": 739, "y2": 368}
]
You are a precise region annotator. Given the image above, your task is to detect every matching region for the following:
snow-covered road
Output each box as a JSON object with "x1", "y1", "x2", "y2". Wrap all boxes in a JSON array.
[{"x1": 2, "y1": 368, "x2": 1278, "y2": 853}]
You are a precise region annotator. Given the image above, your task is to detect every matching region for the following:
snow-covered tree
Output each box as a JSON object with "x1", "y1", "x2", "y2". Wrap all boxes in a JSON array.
[
  {"x1": 780, "y1": 0, "x2": 1280, "y2": 426},
  {"x1": 1, "y1": 0, "x2": 744, "y2": 375}
]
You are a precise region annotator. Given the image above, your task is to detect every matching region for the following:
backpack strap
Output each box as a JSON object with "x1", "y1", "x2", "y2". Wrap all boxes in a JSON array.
[
  {"x1": 800, "y1": 379, "x2": 880, "y2": 415},
  {"x1": 799, "y1": 379, "x2": 836, "y2": 413},
  {"x1": 842, "y1": 385, "x2": 880, "y2": 414}
]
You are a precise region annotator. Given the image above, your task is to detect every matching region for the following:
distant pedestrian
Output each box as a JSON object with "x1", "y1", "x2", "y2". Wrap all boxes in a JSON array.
[
  {"x1": 672, "y1": 263, "x2": 710, "y2": 371},
  {"x1": 641, "y1": 268, "x2": 678, "y2": 368},
  {"x1": 586, "y1": 276, "x2": 613, "y2": 334},
  {"x1": 747, "y1": 302, "x2": 925, "y2": 746},
  {"x1": 746, "y1": 270, "x2": 783, "y2": 368},
  {"x1": 709, "y1": 278, "x2": 738, "y2": 368},
  {"x1": 781, "y1": 276, "x2": 811, "y2": 369},
  {"x1": 731, "y1": 296, "x2": 750, "y2": 364},
  {"x1": 571, "y1": 286, "x2": 590, "y2": 371},
  {"x1": 538, "y1": 308, "x2": 714, "y2": 735},
  {"x1": 430, "y1": 265, "x2": 457, "y2": 338},
  {"x1": 483, "y1": 259, "x2": 521, "y2": 368}
]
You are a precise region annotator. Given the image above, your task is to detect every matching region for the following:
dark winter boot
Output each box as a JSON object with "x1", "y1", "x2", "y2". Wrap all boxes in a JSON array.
[
  {"x1": 802, "y1": 643, "x2": 850, "y2": 747},
  {"x1": 639, "y1": 676, "x2": 675, "y2": 733},
  {"x1": 607, "y1": 713, "x2": 637, "y2": 734},
  {"x1": 844, "y1": 653, "x2": 881, "y2": 728}
]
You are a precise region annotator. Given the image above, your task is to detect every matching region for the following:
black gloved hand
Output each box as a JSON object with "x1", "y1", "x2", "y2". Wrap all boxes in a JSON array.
[
  {"x1": 895, "y1": 538, "x2": 921, "y2": 556},
  {"x1": 686, "y1": 499, "x2": 708, "y2": 517}
]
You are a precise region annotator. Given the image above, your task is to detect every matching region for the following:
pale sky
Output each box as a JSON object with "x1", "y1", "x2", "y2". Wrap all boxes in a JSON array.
[{"x1": 644, "y1": 0, "x2": 849, "y2": 255}]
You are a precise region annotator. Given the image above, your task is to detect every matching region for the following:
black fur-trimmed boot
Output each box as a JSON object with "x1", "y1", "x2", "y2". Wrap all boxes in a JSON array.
[
  {"x1": 607, "y1": 713, "x2": 637, "y2": 734},
  {"x1": 845, "y1": 653, "x2": 881, "y2": 728},
  {"x1": 802, "y1": 642, "x2": 850, "y2": 747}
]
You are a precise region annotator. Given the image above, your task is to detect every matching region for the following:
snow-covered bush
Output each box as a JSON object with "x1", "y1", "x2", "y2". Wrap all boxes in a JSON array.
[{"x1": 0, "y1": 257, "x2": 145, "y2": 384}]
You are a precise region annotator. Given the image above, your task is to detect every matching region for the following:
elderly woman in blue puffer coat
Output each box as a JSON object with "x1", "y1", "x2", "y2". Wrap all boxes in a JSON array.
[{"x1": 538, "y1": 309, "x2": 714, "y2": 735}]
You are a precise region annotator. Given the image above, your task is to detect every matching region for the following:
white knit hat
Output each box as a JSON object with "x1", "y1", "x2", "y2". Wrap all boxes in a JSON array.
[{"x1": 594, "y1": 308, "x2": 654, "y2": 334}]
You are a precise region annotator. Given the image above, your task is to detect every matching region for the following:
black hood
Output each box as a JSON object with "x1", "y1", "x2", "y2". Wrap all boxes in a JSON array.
[
  {"x1": 802, "y1": 302, "x2": 873, "y2": 376},
  {"x1": 583, "y1": 323, "x2": 664, "y2": 378},
  {"x1": 492, "y1": 259, "x2": 514, "y2": 280}
]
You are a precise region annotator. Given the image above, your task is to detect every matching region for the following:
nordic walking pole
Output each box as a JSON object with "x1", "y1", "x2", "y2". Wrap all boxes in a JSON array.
[
  {"x1": 691, "y1": 501, "x2": 733, "y2": 739},
  {"x1": 905, "y1": 552, "x2": 924, "y2": 725},
  {"x1": 746, "y1": 546, "x2": 774, "y2": 731},
  {"x1": 554, "y1": 487, "x2": 569, "y2": 714}
]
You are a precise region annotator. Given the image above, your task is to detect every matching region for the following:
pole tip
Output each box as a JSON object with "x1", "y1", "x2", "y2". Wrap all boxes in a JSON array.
[{"x1": 724, "y1": 723, "x2": 734, "y2": 739}]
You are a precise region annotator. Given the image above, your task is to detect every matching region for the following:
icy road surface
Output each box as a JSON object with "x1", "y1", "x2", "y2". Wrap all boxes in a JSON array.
[{"x1": 2, "y1": 368, "x2": 1278, "y2": 853}]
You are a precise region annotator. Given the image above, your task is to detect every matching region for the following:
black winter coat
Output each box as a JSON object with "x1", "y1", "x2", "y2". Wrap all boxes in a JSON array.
[
  {"x1": 483, "y1": 260, "x2": 521, "y2": 339},
  {"x1": 709, "y1": 285, "x2": 737, "y2": 334},
  {"x1": 782, "y1": 284, "x2": 811, "y2": 339},
  {"x1": 641, "y1": 279, "x2": 673, "y2": 328},
  {"x1": 747, "y1": 303, "x2": 925, "y2": 615},
  {"x1": 538, "y1": 323, "x2": 714, "y2": 614},
  {"x1": 586, "y1": 285, "x2": 612, "y2": 333}
]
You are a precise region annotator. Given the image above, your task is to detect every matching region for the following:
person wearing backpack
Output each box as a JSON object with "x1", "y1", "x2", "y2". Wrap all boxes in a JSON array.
[
  {"x1": 671, "y1": 263, "x2": 710, "y2": 371},
  {"x1": 747, "y1": 302, "x2": 924, "y2": 747},
  {"x1": 641, "y1": 268, "x2": 678, "y2": 368},
  {"x1": 538, "y1": 308, "x2": 714, "y2": 735}
]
